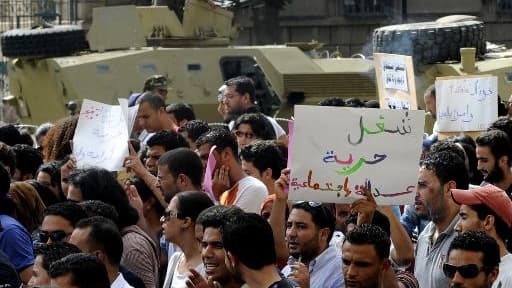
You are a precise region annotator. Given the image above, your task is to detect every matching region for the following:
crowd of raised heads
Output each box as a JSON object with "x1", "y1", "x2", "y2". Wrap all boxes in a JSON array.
[{"x1": 2, "y1": 75, "x2": 512, "y2": 288}]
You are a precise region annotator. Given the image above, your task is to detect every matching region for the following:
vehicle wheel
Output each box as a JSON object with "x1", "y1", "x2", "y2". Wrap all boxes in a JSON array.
[
  {"x1": 373, "y1": 20, "x2": 485, "y2": 66},
  {"x1": 1, "y1": 25, "x2": 88, "y2": 58}
]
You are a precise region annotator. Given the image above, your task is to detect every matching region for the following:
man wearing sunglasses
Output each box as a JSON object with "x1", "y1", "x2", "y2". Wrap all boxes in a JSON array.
[
  {"x1": 40, "y1": 202, "x2": 87, "y2": 244},
  {"x1": 444, "y1": 231, "x2": 500, "y2": 288},
  {"x1": 451, "y1": 184, "x2": 512, "y2": 288}
]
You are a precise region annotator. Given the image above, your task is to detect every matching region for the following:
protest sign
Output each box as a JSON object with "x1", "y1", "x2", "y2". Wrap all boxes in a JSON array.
[
  {"x1": 436, "y1": 75, "x2": 498, "y2": 132},
  {"x1": 374, "y1": 53, "x2": 417, "y2": 110},
  {"x1": 289, "y1": 105, "x2": 424, "y2": 205},
  {"x1": 73, "y1": 99, "x2": 138, "y2": 171}
]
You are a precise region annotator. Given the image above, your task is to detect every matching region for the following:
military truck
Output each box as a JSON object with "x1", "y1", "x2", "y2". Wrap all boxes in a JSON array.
[{"x1": 1, "y1": 1, "x2": 511, "y2": 124}]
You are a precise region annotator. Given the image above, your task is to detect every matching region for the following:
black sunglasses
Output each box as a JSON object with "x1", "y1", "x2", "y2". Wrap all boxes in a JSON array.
[
  {"x1": 39, "y1": 230, "x2": 69, "y2": 243},
  {"x1": 443, "y1": 263, "x2": 485, "y2": 279}
]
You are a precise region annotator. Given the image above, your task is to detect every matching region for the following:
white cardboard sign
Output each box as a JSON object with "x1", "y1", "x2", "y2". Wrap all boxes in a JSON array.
[
  {"x1": 73, "y1": 99, "x2": 138, "y2": 171},
  {"x1": 436, "y1": 75, "x2": 498, "y2": 132},
  {"x1": 289, "y1": 106, "x2": 424, "y2": 205}
]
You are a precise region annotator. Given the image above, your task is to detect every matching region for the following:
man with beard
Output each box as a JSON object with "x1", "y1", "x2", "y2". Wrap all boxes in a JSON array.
[
  {"x1": 156, "y1": 148, "x2": 204, "y2": 203},
  {"x1": 475, "y1": 130, "x2": 512, "y2": 197},
  {"x1": 282, "y1": 201, "x2": 344, "y2": 288},
  {"x1": 415, "y1": 150, "x2": 469, "y2": 288},
  {"x1": 444, "y1": 231, "x2": 500, "y2": 288},
  {"x1": 187, "y1": 205, "x2": 246, "y2": 288},
  {"x1": 342, "y1": 224, "x2": 392, "y2": 288},
  {"x1": 222, "y1": 76, "x2": 286, "y2": 142}
]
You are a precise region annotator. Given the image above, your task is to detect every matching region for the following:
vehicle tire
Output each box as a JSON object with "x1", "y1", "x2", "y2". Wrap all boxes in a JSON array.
[
  {"x1": 373, "y1": 20, "x2": 485, "y2": 66},
  {"x1": 1, "y1": 25, "x2": 88, "y2": 58}
]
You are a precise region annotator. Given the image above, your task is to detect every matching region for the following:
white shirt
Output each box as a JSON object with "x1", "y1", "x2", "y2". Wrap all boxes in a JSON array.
[
  {"x1": 492, "y1": 253, "x2": 512, "y2": 288},
  {"x1": 222, "y1": 176, "x2": 268, "y2": 214},
  {"x1": 163, "y1": 252, "x2": 206, "y2": 288},
  {"x1": 111, "y1": 273, "x2": 134, "y2": 288}
]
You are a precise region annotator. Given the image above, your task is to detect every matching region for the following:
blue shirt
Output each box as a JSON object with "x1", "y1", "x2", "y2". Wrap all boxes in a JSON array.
[
  {"x1": 282, "y1": 245, "x2": 344, "y2": 288},
  {"x1": 0, "y1": 215, "x2": 34, "y2": 272}
]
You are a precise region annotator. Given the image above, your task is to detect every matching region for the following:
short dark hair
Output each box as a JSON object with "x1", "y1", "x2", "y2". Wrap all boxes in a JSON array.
[
  {"x1": 0, "y1": 125, "x2": 22, "y2": 146},
  {"x1": 75, "y1": 216, "x2": 123, "y2": 266},
  {"x1": 127, "y1": 177, "x2": 164, "y2": 216},
  {"x1": 234, "y1": 113, "x2": 275, "y2": 140},
  {"x1": 68, "y1": 168, "x2": 139, "y2": 229},
  {"x1": 240, "y1": 141, "x2": 285, "y2": 180},
  {"x1": 157, "y1": 148, "x2": 203, "y2": 188},
  {"x1": 448, "y1": 231, "x2": 500, "y2": 274},
  {"x1": 364, "y1": 100, "x2": 380, "y2": 108},
  {"x1": 291, "y1": 202, "x2": 336, "y2": 243},
  {"x1": 476, "y1": 130, "x2": 512, "y2": 166},
  {"x1": 195, "y1": 129, "x2": 238, "y2": 158},
  {"x1": 420, "y1": 150, "x2": 469, "y2": 189},
  {"x1": 166, "y1": 103, "x2": 196, "y2": 123},
  {"x1": 12, "y1": 144, "x2": 43, "y2": 178},
  {"x1": 79, "y1": 200, "x2": 119, "y2": 227},
  {"x1": 34, "y1": 242, "x2": 81, "y2": 272},
  {"x1": 488, "y1": 116, "x2": 512, "y2": 141},
  {"x1": 222, "y1": 213, "x2": 276, "y2": 270},
  {"x1": 174, "y1": 191, "x2": 214, "y2": 222},
  {"x1": 44, "y1": 202, "x2": 87, "y2": 227},
  {"x1": 197, "y1": 205, "x2": 245, "y2": 231},
  {"x1": 470, "y1": 204, "x2": 510, "y2": 244},
  {"x1": 345, "y1": 98, "x2": 364, "y2": 108},
  {"x1": 146, "y1": 130, "x2": 189, "y2": 151},
  {"x1": 26, "y1": 180, "x2": 59, "y2": 207},
  {"x1": 0, "y1": 142, "x2": 16, "y2": 177},
  {"x1": 225, "y1": 76, "x2": 255, "y2": 103},
  {"x1": 178, "y1": 120, "x2": 211, "y2": 143},
  {"x1": 36, "y1": 162, "x2": 61, "y2": 187},
  {"x1": 136, "y1": 92, "x2": 166, "y2": 110},
  {"x1": 318, "y1": 97, "x2": 345, "y2": 107},
  {"x1": 345, "y1": 210, "x2": 391, "y2": 237},
  {"x1": 49, "y1": 253, "x2": 110, "y2": 288},
  {"x1": 344, "y1": 224, "x2": 391, "y2": 260}
]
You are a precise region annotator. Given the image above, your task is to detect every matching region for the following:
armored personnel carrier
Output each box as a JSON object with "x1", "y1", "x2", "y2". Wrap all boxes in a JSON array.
[{"x1": 1, "y1": 1, "x2": 511, "y2": 124}]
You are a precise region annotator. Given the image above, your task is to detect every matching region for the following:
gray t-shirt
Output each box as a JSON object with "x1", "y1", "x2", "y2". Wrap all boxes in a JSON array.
[{"x1": 414, "y1": 215, "x2": 460, "y2": 288}]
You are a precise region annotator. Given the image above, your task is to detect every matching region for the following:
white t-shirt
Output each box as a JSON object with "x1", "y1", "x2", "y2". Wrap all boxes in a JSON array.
[
  {"x1": 221, "y1": 176, "x2": 268, "y2": 214},
  {"x1": 237, "y1": 176, "x2": 268, "y2": 213},
  {"x1": 493, "y1": 253, "x2": 512, "y2": 288},
  {"x1": 164, "y1": 252, "x2": 206, "y2": 288},
  {"x1": 111, "y1": 273, "x2": 134, "y2": 288}
]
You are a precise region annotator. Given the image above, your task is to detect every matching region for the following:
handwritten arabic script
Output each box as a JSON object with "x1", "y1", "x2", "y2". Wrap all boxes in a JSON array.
[
  {"x1": 436, "y1": 76, "x2": 498, "y2": 132},
  {"x1": 73, "y1": 99, "x2": 138, "y2": 171},
  {"x1": 289, "y1": 106, "x2": 424, "y2": 205}
]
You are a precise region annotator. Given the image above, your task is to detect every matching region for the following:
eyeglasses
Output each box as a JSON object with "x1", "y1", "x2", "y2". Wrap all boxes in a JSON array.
[
  {"x1": 443, "y1": 263, "x2": 486, "y2": 279},
  {"x1": 161, "y1": 210, "x2": 180, "y2": 222},
  {"x1": 234, "y1": 130, "x2": 255, "y2": 139},
  {"x1": 39, "y1": 230, "x2": 70, "y2": 243}
]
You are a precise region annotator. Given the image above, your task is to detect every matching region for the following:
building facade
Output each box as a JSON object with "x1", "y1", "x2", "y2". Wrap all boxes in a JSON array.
[{"x1": 234, "y1": 0, "x2": 512, "y2": 57}]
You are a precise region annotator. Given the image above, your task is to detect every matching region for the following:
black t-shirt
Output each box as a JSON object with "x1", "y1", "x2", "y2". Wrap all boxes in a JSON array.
[
  {"x1": 267, "y1": 279, "x2": 295, "y2": 288},
  {"x1": 0, "y1": 251, "x2": 21, "y2": 288}
]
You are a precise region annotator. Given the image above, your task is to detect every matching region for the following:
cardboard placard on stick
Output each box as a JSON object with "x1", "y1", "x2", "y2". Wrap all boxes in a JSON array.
[{"x1": 374, "y1": 53, "x2": 417, "y2": 110}]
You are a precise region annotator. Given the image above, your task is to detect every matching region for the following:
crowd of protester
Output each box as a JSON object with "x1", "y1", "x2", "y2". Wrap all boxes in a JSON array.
[{"x1": 1, "y1": 75, "x2": 512, "y2": 288}]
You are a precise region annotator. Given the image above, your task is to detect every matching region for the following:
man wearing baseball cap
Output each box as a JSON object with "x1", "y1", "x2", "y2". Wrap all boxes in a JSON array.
[{"x1": 451, "y1": 184, "x2": 512, "y2": 288}]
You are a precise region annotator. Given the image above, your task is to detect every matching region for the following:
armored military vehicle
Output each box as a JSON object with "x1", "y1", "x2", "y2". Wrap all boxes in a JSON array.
[{"x1": 1, "y1": 1, "x2": 511, "y2": 125}]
